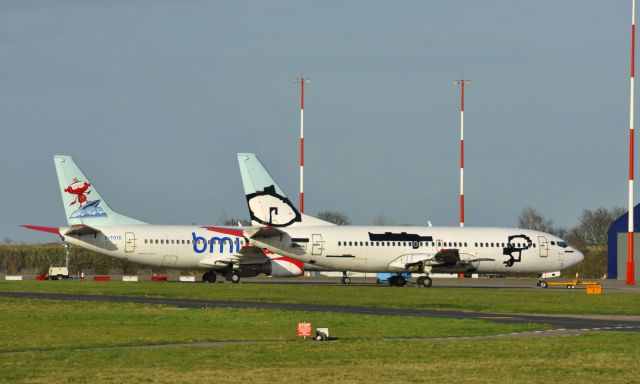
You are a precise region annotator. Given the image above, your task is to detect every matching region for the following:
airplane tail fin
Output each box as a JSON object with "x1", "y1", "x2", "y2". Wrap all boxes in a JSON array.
[
  {"x1": 54, "y1": 155, "x2": 146, "y2": 226},
  {"x1": 237, "y1": 153, "x2": 334, "y2": 227}
]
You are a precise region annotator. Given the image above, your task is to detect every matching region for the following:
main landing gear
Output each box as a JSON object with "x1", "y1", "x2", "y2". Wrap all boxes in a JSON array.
[
  {"x1": 341, "y1": 271, "x2": 351, "y2": 285},
  {"x1": 416, "y1": 275, "x2": 433, "y2": 287},
  {"x1": 227, "y1": 270, "x2": 241, "y2": 284},
  {"x1": 387, "y1": 274, "x2": 432, "y2": 287},
  {"x1": 202, "y1": 271, "x2": 217, "y2": 283},
  {"x1": 202, "y1": 268, "x2": 241, "y2": 284},
  {"x1": 388, "y1": 274, "x2": 407, "y2": 287}
]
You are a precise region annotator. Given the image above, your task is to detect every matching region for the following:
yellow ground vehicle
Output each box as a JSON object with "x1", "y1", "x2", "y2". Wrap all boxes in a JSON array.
[{"x1": 538, "y1": 273, "x2": 600, "y2": 289}]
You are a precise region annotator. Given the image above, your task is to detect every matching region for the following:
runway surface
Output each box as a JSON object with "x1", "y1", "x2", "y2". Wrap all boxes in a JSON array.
[
  {"x1": 243, "y1": 276, "x2": 640, "y2": 292},
  {"x1": 2, "y1": 291, "x2": 639, "y2": 332}
]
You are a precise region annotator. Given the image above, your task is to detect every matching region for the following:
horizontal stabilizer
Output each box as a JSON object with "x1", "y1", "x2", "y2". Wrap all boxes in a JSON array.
[{"x1": 64, "y1": 225, "x2": 102, "y2": 236}]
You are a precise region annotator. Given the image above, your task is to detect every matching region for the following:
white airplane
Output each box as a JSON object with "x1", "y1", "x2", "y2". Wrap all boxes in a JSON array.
[
  {"x1": 237, "y1": 153, "x2": 585, "y2": 287},
  {"x1": 23, "y1": 155, "x2": 305, "y2": 283}
]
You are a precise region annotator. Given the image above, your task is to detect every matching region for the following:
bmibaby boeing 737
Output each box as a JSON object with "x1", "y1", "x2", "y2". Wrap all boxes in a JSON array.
[{"x1": 24, "y1": 155, "x2": 305, "y2": 283}]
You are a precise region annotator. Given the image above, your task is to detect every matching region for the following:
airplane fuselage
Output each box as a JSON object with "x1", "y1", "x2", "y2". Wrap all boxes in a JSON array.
[
  {"x1": 61, "y1": 225, "x2": 248, "y2": 269},
  {"x1": 251, "y1": 225, "x2": 584, "y2": 274}
]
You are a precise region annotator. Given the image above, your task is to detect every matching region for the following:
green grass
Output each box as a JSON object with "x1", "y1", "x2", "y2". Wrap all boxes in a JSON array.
[
  {"x1": 0, "y1": 298, "x2": 544, "y2": 353},
  {"x1": 1, "y1": 320, "x2": 638, "y2": 383},
  {"x1": 1, "y1": 280, "x2": 639, "y2": 315},
  {"x1": 0, "y1": 291, "x2": 638, "y2": 383}
]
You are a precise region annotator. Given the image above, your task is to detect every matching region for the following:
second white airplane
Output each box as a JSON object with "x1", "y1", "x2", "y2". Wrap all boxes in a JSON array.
[{"x1": 238, "y1": 153, "x2": 584, "y2": 287}]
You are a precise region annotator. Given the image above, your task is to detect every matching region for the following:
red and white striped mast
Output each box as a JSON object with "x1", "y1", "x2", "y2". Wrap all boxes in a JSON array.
[
  {"x1": 628, "y1": 0, "x2": 636, "y2": 285},
  {"x1": 454, "y1": 78, "x2": 470, "y2": 227},
  {"x1": 294, "y1": 76, "x2": 310, "y2": 213}
]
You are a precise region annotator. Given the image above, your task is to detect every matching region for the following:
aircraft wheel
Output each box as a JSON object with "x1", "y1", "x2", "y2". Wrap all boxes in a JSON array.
[
  {"x1": 231, "y1": 272, "x2": 241, "y2": 284},
  {"x1": 540, "y1": 281, "x2": 548, "y2": 289},
  {"x1": 416, "y1": 276, "x2": 425, "y2": 287},
  {"x1": 202, "y1": 272, "x2": 217, "y2": 283},
  {"x1": 341, "y1": 276, "x2": 351, "y2": 285},
  {"x1": 424, "y1": 277, "x2": 433, "y2": 287}
]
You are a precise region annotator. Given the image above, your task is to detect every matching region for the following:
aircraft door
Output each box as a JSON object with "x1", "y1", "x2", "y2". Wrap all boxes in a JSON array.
[
  {"x1": 311, "y1": 234, "x2": 324, "y2": 256},
  {"x1": 125, "y1": 232, "x2": 137, "y2": 253},
  {"x1": 538, "y1": 236, "x2": 549, "y2": 257}
]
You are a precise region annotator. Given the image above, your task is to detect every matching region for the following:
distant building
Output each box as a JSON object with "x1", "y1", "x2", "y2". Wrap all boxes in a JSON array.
[{"x1": 607, "y1": 204, "x2": 640, "y2": 280}]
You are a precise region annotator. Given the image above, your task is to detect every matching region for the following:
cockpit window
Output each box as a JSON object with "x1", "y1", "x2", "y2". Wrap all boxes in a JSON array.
[{"x1": 557, "y1": 241, "x2": 568, "y2": 248}]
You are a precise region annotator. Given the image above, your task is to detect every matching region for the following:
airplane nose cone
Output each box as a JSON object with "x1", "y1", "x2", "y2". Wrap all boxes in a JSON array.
[{"x1": 572, "y1": 249, "x2": 584, "y2": 265}]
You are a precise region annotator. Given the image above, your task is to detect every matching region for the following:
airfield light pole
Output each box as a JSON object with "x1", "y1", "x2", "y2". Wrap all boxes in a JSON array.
[
  {"x1": 454, "y1": 78, "x2": 470, "y2": 228},
  {"x1": 294, "y1": 76, "x2": 311, "y2": 213},
  {"x1": 628, "y1": 0, "x2": 636, "y2": 285}
]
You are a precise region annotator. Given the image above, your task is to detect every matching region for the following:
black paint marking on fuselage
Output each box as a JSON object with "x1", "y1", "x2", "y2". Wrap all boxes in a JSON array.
[
  {"x1": 368, "y1": 232, "x2": 433, "y2": 242},
  {"x1": 502, "y1": 234, "x2": 533, "y2": 267},
  {"x1": 368, "y1": 232, "x2": 433, "y2": 249}
]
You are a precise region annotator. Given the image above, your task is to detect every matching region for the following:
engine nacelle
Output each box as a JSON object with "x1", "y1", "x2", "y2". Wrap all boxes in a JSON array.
[{"x1": 262, "y1": 257, "x2": 304, "y2": 277}]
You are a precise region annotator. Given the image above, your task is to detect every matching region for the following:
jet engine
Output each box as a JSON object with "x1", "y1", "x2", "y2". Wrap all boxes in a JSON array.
[{"x1": 261, "y1": 257, "x2": 304, "y2": 277}]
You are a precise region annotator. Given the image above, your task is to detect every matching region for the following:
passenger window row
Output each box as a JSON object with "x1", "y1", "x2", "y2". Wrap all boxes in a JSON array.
[
  {"x1": 337, "y1": 241, "x2": 469, "y2": 247},
  {"x1": 336, "y1": 241, "x2": 538, "y2": 248},
  {"x1": 143, "y1": 239, "x2": 245, "y2": 245}
]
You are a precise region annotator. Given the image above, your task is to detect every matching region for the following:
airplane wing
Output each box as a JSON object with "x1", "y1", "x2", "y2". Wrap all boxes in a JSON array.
[
  {"x1": 22, "y1": 224, "x2": 103, "y2": 237},
  {"x1": 403, "y1": 249, "x2": 494, "y2": 272},
  {"x1": 198, "y1": 245, "x2": 271, "y2": 269},
  {"x1": 242, "y1": 226, "x2": 306, "y2": 259}
]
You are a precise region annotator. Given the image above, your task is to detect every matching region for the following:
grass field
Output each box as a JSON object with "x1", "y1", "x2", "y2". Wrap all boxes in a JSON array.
[
  {"x1": 1, "y1": 280, "x2": 639, "y2": 315},
  {"x1": 0, "y1": 297, "x2": 638, "y2": 383},
  {"x1": 0, "y1": 298, "x2": 546, "y2": 353}
]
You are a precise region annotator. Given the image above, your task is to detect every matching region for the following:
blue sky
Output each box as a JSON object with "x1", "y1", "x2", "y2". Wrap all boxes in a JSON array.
[{"x1": 0, "y1": 1, "x2": 634, "y2": 242}]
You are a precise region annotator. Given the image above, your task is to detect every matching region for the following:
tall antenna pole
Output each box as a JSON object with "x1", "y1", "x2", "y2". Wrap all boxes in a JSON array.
[
  {"x1": 294, "y1": 76, "x2": 310, "y2": 213},
  {"x1": 628, "y1": 0, "x2": 636, "y2": 285},
  {"x1": 454, "y1": 78, "x2": 470, "y2": 227}
]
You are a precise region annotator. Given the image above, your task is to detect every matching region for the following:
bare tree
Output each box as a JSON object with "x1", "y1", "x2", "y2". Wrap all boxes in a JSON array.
[
  {"x1": 517, "y1": 207, "x2": 555, "y2": 234},
  {"x1": 372, "y1": 215, "x2": 394, "y2": 226},
  {"x1": 317, "y1": 211, "x2": 351, "y2": 225},
  {"x1": 572, "y1": 207, "x2": 625, "y2": 247}
]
